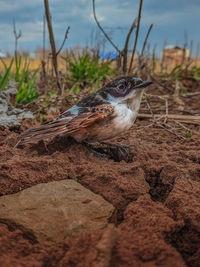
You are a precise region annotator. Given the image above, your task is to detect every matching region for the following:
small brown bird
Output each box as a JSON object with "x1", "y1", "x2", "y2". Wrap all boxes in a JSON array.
[{"x1": 18, "y1": 77, "x2": 152, "y2": 147}]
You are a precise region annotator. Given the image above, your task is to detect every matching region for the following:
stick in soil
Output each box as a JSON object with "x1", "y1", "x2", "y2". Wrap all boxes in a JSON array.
[
  {"x1": 128, "y1": 0, "x2": 143, "y2": 74},
  {"x1": 143, "y1": 98, "x2": 187, "y2": 139}
]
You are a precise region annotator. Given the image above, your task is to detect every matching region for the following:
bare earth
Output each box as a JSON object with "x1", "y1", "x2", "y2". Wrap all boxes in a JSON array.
[{"x1": 0, "y1": 79, "x2": 200, "y2": 267}]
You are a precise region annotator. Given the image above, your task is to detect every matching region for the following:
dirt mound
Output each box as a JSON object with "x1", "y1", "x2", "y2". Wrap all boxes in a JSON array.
[
  {"x1": 0, "y1": 115, "x2": 200, "y2": 267},
  {"x1": 0, "y1": 77, "x2": 200, "y2": 266}
]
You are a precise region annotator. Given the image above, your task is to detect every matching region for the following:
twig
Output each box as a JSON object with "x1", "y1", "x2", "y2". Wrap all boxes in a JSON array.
[
  {"x1": 143, "y1": 95, "x2": 170, "y2": 124},
  {"x1": 195, "y1": 42, "x2": 200, "y2": 65},
  {"x1": 182, "y1": 92, "x2": 200, "y2": 97},
  {"x1": 173, "y1": 80, "x2": 184, "y2": 107},
  {"x1": 160, "y1": 40, "x2": 167, "y2": 73},
  {"x1": 182, "y1": 31, "x2": 188, "y2": 65},
  {"x1": 180, "y1": 110, "x2": 200, "y2": 115},
  {"x1": 145, "y1": 98, "x2": 154, "y2": 118},
  {"x1": 13, "y1": 19, "x2": 22, "y2": 54},
  {"x1": 172, "y1": 120, "x2": 192, "y2": 132},
  {"x1": 44, "y1": 0, "x2": 61, "y2": 90},
  {"x1": 56, "y1": 26, "x2": 70, "y2": 56},
  {"x1": 122, "y1": 18, "x2": 137, "y2": 74},
  {"x1": 151, "y1": 44, "x2": 157, "y2": 74},
  {"x1": 135, "y1": 122, "x2": 154, "y2": 130},
  {"x1": 138, "y1": 24, "x2": 153, "y2": 74},
  {"x1": 128, "y1": 0, "x2": 143, "y2": 74},
  {"x1": 160, "y1": 122, "x2": 185, "y2": 139},
  {"x1": 141, "y1": 24, "x2": 153, "y2": 57},
  {"x1": 43, "y1": 14, "x2": 46, "y2": 62},
  {"x1": 147, "y1": 72, "x2": 173, "y2": 92},
  {"x1": 42, "y1": 14, "x2": 46, "y2": 81},
  {"x1": 144, "y1": 98, "x2": 185, "y2": 139},
  {"x1": 136, "y1": 115, "x2": 164, "y2": 131},
  {"x1": 187, "y1": 40, "x2": 193, "y2": 65},
  {"x1": 164, "y1": 97, "x2": 168, "y2": 123},
  {"x1": 138, "y1": 113, "x2": 200, "y2": 125},
  {"x1": 92, "y1": 0, "x2": 120, "y2": 54},
  {"x1": 144, "y1": 93, "x2": 167, "y2": 99}
]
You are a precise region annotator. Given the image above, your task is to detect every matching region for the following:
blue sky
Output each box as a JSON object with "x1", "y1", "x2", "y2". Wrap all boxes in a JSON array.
[{"x1": 0, "y1": 0, "x2": 199, "y2": 56}]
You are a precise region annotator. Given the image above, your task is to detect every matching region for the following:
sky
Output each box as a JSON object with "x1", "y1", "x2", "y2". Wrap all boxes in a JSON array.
[{"x1": 0, "y1": 0, "x2": 199, "y2": 57}]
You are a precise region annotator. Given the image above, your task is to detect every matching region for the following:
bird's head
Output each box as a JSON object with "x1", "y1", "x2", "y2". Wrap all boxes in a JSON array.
[{"x1": 105, "y1": 76, "x2": 152, "y2": 100}]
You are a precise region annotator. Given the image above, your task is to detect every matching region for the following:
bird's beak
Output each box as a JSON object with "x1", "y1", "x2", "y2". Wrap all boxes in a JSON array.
[{"x1": 133, "y1": 81, "x2": 152, "y2": 89}]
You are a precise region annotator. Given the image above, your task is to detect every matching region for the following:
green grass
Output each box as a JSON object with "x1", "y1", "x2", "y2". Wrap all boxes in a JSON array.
[
  {"x1": 0, "y1": 54, "x2": 39, "y2": 103},
  {"x1": 190, "y1": 66, "x2": 200, "y2": 81},
  {"x1": 62, "y1": 52, "x2": 116, "y2": 92},
  {"x1": 0, "y1": 57, "x2": 14, "y2": 90}
]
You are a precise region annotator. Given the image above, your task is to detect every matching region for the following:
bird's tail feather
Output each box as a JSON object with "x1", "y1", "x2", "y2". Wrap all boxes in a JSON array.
[{"x1": 17, "y1": 118, "x2": 71, "y2": 145}]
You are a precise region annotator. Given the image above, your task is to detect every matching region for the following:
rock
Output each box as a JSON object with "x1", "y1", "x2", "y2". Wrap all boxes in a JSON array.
[
  {"x1": 18, "y1": 111, "x2": 35, "y2": 120},
  {"x1": 7, "y1": 108, "x2": 23, "y2": 115},
  {"x1": 0, "y1": 82, "x2": 34, "y2": 128},
  {"x1": 0, "y1": 98, "x2": 8, "y2": 114},
  {"x1": 0, "y1": 180, "x2": 115, "y2": 244},
  {"x1": 1, "y1": 89, "x2": 18, "y2": 101},
  {"x1": 0, "y1": 82, "x2": 18, "y2": 102},
  {"x1": 0, "y1": 114, "x2": 21, "y2": 128}
]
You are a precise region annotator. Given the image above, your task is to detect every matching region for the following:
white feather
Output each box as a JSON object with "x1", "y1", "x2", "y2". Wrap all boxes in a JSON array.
[
  {"x1": 107, "y1": 90, "x2": 144, "y2": 134},
  {"x1": 114, "y1": 103, "x2": 137, "y2": 127}
]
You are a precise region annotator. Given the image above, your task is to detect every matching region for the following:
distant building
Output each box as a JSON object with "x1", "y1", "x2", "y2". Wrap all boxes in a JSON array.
[{"x1": 162, "y1": 45, "x2": 189, "y2": 64}]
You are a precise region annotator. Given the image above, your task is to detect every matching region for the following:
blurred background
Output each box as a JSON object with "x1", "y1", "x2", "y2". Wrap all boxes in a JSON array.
[{"x1": 0, "y1": 0, "x2": 199, "y2": 117}]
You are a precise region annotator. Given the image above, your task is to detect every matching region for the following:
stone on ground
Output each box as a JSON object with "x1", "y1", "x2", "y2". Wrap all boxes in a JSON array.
[
  {"x1": 0, "y1": 180, "x2": 115, "y2": 244},
  {"x1": 0, "y1": 82, "x2": 34, "y2": 128}
]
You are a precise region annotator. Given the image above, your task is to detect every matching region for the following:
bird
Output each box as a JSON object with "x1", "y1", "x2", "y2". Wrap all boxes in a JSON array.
[{"x1": 17, "y1": 76, "x2": 152, "y2": 154}]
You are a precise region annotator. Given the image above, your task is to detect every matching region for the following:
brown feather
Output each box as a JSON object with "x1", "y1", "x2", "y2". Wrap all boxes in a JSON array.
[{"x1": 17, "y1": 104, "x2": 114, "y2": 145}]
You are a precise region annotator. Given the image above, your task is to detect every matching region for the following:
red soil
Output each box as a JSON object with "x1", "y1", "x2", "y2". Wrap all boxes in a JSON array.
[{"x1": 0, "y1": 79, "x2": 200, "y2": 267}]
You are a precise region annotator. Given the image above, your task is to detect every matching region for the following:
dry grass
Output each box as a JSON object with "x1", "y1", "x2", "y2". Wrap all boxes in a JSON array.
[
  {"x1": 110, "y1": 56, "x2": 200, "y2": 73},
  {"x1": 0, "y1": 57, "x2": 67, "y2": 73},
  {"x1": 1, "y1": 55, "x2": 200, "y2": 75},
  {"x1": 0, "y1": 58, "x2": 41, "y2": 72}
]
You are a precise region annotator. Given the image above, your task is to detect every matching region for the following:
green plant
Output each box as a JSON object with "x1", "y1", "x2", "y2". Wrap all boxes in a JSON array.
[
  {"x1": 62, "y1": 52, "x2": 116, "y2": 92},
  {"x1": 168, "y1": 64, "x2": 200, "y2": 82},
  {"x1": 0, "y1": 55, "x2": 39, "y2": 103},
  {"x1": 13, "y1": 54, "x2": 38, "y2": 103},
  {"x1": 39, "y1": 116, "x2": 44, "y2": 124},
  {"x1": 0, "y1": 57, "x2": 14, "y2": 90},
  {"x1": 190, "y1": 66, "x2": 200, "y2": 81},
  {"x1": 169, "y1": 65, "x2": 183, "y2": 80},
  {"x1": 186, "y1": 130, "x2": 192, "y2": 138},
  {"x1": 14, "y1": 53, "x2": 22, "y2": 82},
  {"x1": 15, "y1": 68, "x2": 38, "y2": 104}
]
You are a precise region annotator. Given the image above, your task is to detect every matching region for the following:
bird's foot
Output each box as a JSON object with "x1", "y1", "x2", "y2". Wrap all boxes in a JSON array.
[
  {"x1": 82, "y1": 142, "x2": 108, "y2": 158},
  {"x1": 100, "y1": 142, "x2": 132, "y2": 162},
  {"x1": 83, "y1": 141, "x2": 132, "y2": 162}
]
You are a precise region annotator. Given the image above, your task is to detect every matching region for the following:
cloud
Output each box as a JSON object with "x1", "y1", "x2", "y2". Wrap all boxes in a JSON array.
[
  {"x1": 0, "y1": 0, "x2": 199, "y2": 54},
  {"x1": 142, "y1": 2, "x2": 200, "y2": 26}
]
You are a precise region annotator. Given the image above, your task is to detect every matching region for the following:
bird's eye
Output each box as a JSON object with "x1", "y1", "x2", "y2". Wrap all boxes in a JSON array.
[{"x1": 117, "y1": 83, "x2": 125, "y2": 90}]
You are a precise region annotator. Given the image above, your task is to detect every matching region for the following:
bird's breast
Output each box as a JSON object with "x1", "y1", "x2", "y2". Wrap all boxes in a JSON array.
[{"x1": 112, "y1": 103, "x2": 137, "y2": 132}]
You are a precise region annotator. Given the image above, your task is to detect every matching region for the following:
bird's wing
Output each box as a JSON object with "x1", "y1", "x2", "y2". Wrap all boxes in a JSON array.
[
  {"x1": 17, "y1": 104, "x2": 114, "y2": 145},
  {"x1": 61, "y1": 104, "x2": 114, "y2": 132}
]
